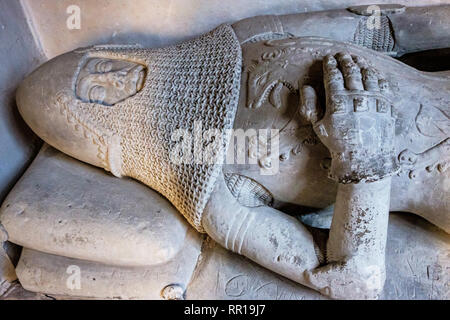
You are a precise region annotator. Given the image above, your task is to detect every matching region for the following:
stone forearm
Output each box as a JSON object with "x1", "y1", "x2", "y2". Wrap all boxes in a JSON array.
[
  {"x1": 301, "y1": 178, "x2": 392, "y2": 299},
  {"x1": 232, "y1": 5, "x2": 450, "y2": 56},
  {"x1": 203, "y1": 178, "x2": 320, "y2": 285},
  {"x1": 327, "y1": 177, "x2": 392, "y2": 266}
]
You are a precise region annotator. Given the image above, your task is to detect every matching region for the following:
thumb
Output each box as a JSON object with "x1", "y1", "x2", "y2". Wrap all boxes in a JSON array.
[{"x1": 299, "y1": 85, "x2": 321, "y2": 124}]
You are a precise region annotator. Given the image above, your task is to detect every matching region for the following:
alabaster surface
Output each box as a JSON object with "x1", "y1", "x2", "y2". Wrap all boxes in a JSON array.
[
  {"x1": 0, "y1": 146, "x2": 447, "y2": 299},
  {"x1": 1, "y1": 4, "x2": 449, "y2": 299}
]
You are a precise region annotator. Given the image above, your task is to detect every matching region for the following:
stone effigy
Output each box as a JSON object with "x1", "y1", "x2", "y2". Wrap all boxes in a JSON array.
[
  {"x1": 1, "y1": 145, "x2": 448, "y2": 300},
  {"x1": 1, "y1": 4, "x2": 449, "y2": 299}
]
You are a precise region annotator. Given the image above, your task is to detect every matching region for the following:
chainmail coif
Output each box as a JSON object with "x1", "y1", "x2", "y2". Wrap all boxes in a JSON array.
[{"x1": 60, "y1": 24, "x2": 242, "y2": 232}]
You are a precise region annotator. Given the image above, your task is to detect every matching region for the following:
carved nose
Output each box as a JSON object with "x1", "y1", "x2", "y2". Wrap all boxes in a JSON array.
[{"x1": 16, "y1": 51, "x2": 107, "y2": 169}]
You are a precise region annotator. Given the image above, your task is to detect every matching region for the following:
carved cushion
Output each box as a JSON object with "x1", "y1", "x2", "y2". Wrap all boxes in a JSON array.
[
  {"x1": 13, "y1": 214, "x2": 450, "y2": 300},
  {"x1": 0, "y1": 145, "x2": 199, "y2": 267},
  {"x1": 16, "y1": 230, "x2": 201, "y2": 300}
]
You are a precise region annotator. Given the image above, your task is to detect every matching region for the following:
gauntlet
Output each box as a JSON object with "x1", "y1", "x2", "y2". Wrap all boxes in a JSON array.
[{"x1": 300, "y1": 52, "x2": 399, "y2": 183}]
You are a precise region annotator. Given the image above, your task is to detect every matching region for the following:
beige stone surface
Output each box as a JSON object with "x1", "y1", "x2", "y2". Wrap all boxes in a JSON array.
[
  {"x1": 0, "y1": 145, "x2": 195, "y2": 267},
  {"x1": 187, "y1": 238, "x2": 324, "y2": 300},
  {"x1": 7, "y1": 3, "x2": 450, "y2": 298},
  {"x1": 382, "y1": 214, "x2": 449, "y2": 299},
  {"x1": 12, "y1": 213, "x2": 449, "y2": 300},
  {"x1": 21, "y1": 0, "x2": 448, "y2": 59},
  {"x1": 16, "y1": 228, "x2": 201, "y2": 300},
  {"x1": 187, "y1": 214, "x2": 450, "y2": 300},
  {"x1": 0, "y1": 248, "x2": 17, "y2": 295}
]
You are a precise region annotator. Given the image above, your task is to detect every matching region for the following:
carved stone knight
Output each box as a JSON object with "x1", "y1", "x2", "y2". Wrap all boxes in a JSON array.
[{"x1": 11, "y1": 5, "x2": 450, "y2": 299}]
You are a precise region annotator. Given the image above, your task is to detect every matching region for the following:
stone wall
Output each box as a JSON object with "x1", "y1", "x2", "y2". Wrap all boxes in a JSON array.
[
  {"x1": 0, "y1": 0, "x2": 45, "y2": 202},
  {"x1": 22, "y1": 0, "x2": 448, "y2": 59}
]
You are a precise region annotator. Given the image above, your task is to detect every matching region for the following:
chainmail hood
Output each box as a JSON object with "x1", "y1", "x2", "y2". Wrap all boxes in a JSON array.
[{"x1": 55, "y1": 24, "x2": 242, "y2": 232}]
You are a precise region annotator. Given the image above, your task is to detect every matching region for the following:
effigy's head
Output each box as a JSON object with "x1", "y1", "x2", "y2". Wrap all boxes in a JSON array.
[
  {"x1": 16, "y1": 46, "x2": 148, "y2": 175},
  {"x1": 16, "y1": 24, "x2": 243, "y2": 233}
]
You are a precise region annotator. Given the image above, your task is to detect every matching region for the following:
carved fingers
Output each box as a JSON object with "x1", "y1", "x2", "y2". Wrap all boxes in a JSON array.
[
  {"x1": 311, "y1": 52, "x2": 399, "y2": 183},
  {"x1": 358, "y1": 58, "x2": 380, "y2": 92},
  {"x1": 322, "y1": 52, "x2": 394, "y2": 119},
  {"x1": 323, "y1": 55, "x2": 344, "y2": 92},
  {"x1": 336, "y1": 53, "x2": 364, "y2": 91},
  {"x1": 300, "y1": 53, "x2": 393, "y2": 127},
  {"x1": 324, "y1": 53, "x2": 390, "y2": 94}
]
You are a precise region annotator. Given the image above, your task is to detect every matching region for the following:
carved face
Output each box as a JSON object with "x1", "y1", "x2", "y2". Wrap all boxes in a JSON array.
[{"x1": 75, "y1": 58, "x2": 146, "y2": 105}]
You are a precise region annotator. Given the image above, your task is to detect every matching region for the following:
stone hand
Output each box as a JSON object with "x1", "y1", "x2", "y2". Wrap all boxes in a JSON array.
[
  {"x1": 303, "y1": 257, "x2": 385, "y2": 300},
  {"x1": 299, "y1": 52, "x2": 399, "y2": 183},
  {"x1": 301, "y1": 177, "x2": 392, "y2": 299}
]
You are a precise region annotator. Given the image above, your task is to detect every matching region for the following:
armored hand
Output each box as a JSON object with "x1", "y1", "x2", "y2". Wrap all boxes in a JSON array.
[{"x1": 300, "y1": 52, "x2": 399, "y2": 183}]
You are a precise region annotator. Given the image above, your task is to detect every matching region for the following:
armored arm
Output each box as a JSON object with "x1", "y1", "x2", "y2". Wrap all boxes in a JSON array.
[
  {"x1": 299, "y1": 52, "x2": 398, "y2": 299},
  {"x1": 232, "y1": 4, "x2": 450, "y2": 56},
  {"x1": 202, "y1": 175, "x2": 322, "y2": 287}
]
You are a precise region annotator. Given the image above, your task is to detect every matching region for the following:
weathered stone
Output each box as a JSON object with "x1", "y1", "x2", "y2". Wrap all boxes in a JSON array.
[
  {"x1": 382, "y1": 214, "x2": 450, "y2": 299},
  {"x1": 0, "y1": 145, "x2": 194, "y2": 267},
  {"x1": 13, "y1": 213, "x2": 449, "y2": 300},
  {"x1": 9, "y1": 5, "x2": 450, "y2": 299},
  {"x1": 0, "y1": 224, "x2": 7, "y2": 243},
  {"x1": 0, "y1": 248, "x2": 16, "y2": 296},
  {"x1": 21, "y1": 1, "x2": 447, "y2": 59},
  {"x1": 16, "y1": 229, "x2": 201, "y2": 300},
  {"x1": 1, "y1": 225, "x2": 19, "y2": 295},
  {"x1": 192, "y1": 214, "x2": 450, "y2": 300},
  {"x1": 0, "y1": 283, "x2": 55, "y2": 300},
  {"x1": 187, "y1": 238, "x2": 325, "y2": 300}
]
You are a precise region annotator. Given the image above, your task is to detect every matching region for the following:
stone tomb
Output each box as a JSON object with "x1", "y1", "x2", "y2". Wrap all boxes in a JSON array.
[{"x1": 0, "y1": 145, "x2": 448, "y2": 299}]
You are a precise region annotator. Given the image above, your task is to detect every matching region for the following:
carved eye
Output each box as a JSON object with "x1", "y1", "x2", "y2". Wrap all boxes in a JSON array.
[
  {"x1": 88, "y1": 85, "x2": 106, "y2": 102},
  {"x1": 96, "y1": 61, "x2": 113, "y2": 73}
]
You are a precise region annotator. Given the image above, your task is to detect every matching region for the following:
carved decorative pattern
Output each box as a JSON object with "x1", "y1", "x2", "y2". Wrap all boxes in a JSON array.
[
  {"x1": 398, "y1": 138, "x2": 449, "y2": 179},
  {"x1": 245, "y1": 38, "x2": 327, "y2": 168},
  {"x1": 246, "y1": 44, "x2": 298, "y2": 109},
  {"x1": 415, "y1": 104, "x2": 449, "y2": 138},
  {"x1": 54, "y1": 90, "x2": 110, "y2": 169},
  {"x1": 57, "y1": 24, "x2": 242, "y2": 233},
  {"x1": 353, "y1": 16, "x2": 395, "y2": 53},
  {"x1": 224, "y1": 173, "x2": 274, "y2": 207}
]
